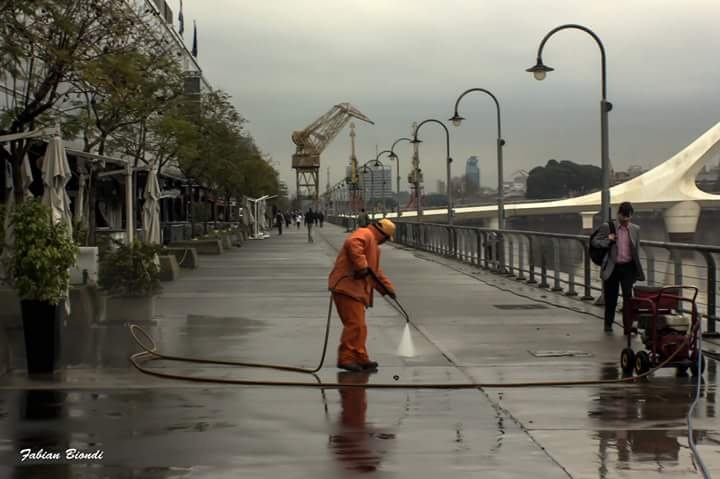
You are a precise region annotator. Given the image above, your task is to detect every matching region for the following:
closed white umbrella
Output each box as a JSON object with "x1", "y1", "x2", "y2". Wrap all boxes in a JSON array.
[
  {"x1": 41, "y1": 136, "x2": 73, "y2": 238},
  {"x1": 40, "y1": 135, "x2": 73, "y2": 315},
  {"x1": 142, "y1": 165, "x2": 161, "y2": 244}
]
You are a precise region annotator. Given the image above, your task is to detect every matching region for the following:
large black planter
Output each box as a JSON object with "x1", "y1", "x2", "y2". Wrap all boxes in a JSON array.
[{"x1": 20, "y1": 300, "x2": 62, "y2": 374}]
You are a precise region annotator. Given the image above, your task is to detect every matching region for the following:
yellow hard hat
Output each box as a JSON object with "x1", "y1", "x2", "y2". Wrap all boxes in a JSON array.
[{"x1": 374, "y1": 218, "x2": 396, "y2": 240}]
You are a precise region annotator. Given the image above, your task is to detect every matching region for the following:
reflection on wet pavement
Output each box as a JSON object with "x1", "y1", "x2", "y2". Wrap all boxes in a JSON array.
[
  {"x1": 329, "y1": 371, "x2": 393, "y2": 473},
  {"x1": 492, "y1": 362, "x2": 719, "y2": 477},
  {"x1": 0, "y1": 386, "x2": 572, "y2": 478}
]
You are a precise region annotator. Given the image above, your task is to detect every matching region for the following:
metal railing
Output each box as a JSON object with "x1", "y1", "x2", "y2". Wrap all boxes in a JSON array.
[{"x1": 384, "y1": 220, "x2": 719, "y2": 334}]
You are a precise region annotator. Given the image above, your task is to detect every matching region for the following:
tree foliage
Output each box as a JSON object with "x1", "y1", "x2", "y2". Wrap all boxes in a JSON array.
[
  {"x1": 175, "y1": 89, "x2": 279, "y2": 200},
  {"x1": 0, "y1": 1, "x2": 138, "y2": 164},
  {"x1": 0, "y1": 0, "x2": 280, "y2": 232},
  {"x1": 525, "y1": 159, "x2": 602, "y2": 200}
]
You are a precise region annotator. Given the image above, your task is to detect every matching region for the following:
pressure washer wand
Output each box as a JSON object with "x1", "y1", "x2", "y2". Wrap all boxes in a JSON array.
[{"x1": 368, "y1": 268, "x2": 410, "y2": 323}]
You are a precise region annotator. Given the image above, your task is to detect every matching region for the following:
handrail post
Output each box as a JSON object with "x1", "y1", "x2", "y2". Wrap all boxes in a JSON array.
[
  {"x1": 437, "y1": 226, "x2": 441, "y2": 254},
  {"x1": 527, "y1": 235, "x2": 537, "y2": 284},
  {"x1": 452, "y1": 227, "x2": 458, "y2": 258},
  {"x1": 429, "y1": 225, "x2": 434, "y2": 253},
  {"x1": 551, "y1": 238, "x2": 563, "y2": 291},
  {"x1": 701, "y1": 251, "x2": 718, "y2": 336},
  {"x1": 581, "y1": 238, "x2": 593, "y2": 300},
  {"x1": 497, "y1": 230, "x2": 506, "y2": 274},
  {"x1": 516, "y1": 234, "x2": 527, "y2": 280},
  {"x1": 445, "y1": 226, "x2": 451, "y2": 256},
  {"x1": 565, "y1": 240, "x2": 582, "y2": 297},
  {"x1": 672, "y1": 248, "x2": 684, "y2": 314},
  {"x1": 539, "y1": 237, "x2": 549, "y2": 288},
  {"x1": 479, "y1": 231, "x2": 488, "y2": 269},
  {"x1": 507, "y1": 235, "x2": 515, "y2": 276}
]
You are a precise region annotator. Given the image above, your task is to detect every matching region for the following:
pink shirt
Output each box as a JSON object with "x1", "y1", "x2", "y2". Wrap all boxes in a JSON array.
[{"x1": 616, "y1": 224, "x2": 632, "y2": 264}]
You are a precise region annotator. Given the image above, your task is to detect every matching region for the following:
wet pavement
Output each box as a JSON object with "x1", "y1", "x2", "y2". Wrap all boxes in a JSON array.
[{"x1": 0, "y1": 223, "x2": 718, "y2": 477}]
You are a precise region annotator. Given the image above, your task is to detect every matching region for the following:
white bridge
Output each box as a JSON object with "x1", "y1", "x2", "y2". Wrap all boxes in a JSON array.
[{"x1": 387, "y1": 121, "x2": 720, "y2": 237}]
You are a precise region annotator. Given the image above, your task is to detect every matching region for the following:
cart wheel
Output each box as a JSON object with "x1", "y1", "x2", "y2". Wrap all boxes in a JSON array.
[
  {"x1": 620, "y1": 348, "x2": 635, "y2": 375},
  {"x1": 635, "y1": 351, "x2": 651, "y2": 375},
  {"x1": 690, "y1": 353, "x2": 705, "y2": 376}
]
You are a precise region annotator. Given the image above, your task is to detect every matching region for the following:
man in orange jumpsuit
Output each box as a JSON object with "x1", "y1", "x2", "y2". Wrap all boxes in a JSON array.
[{"x1": 328, "y1": 219, "x2": 396, "y2": 371}]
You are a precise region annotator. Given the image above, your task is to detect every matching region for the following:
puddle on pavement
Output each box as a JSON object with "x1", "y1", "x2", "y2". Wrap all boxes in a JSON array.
[{"x1": 572, "y1": 362, "x2": 718, "y2": 476}]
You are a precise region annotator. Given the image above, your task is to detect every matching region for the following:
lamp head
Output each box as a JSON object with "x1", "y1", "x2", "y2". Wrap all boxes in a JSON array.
[
  {"x1": 410, "y1": 136, "x2": 422, "y2": 145},
  {"x1": 526, "y1": 59, "x2": 554, "y2": 81},
  {"x1": 388, "y1": 151, "x2": 398, "y2": 159},
  {"x1": 449, "y1": 113, "x2": 465, "y2": 127}
]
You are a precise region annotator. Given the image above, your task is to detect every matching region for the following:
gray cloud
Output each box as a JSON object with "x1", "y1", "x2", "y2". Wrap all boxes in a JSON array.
[{"x1": 181, "y1": 0, "x2": 720, "y2": 193}]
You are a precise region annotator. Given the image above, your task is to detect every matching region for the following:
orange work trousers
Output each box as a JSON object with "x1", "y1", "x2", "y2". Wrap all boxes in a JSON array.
[{"x1": 333, "y1": 293, "x2": 369, "y2": 364}]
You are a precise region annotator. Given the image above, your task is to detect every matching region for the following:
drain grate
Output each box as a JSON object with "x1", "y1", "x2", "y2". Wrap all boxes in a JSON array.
[{"x1": 493, "y1": 304, "x2": 549, "y2": 310}]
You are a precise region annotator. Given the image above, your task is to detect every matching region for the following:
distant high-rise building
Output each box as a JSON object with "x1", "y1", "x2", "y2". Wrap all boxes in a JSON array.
[
  {"x1": 359, "y1": 165, "x2": 392, "y2": 200},
  {"x1": 465, "y1": 156, "x2": 480, "y2": 188},
  {"x1": 437, "y1": 180, "x2": 446, "y2": 194}
]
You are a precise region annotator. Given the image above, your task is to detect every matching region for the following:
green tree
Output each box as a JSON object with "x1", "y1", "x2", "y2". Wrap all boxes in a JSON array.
[
  {"x1": 0, "y1": 0, "x2": 138, "y2": 194},
  {"x1": 526, "y1": 159, "x2": 602, "y2": 199},
  {"x1": 70, "y1": 21, "x2": 185, "y2": 244},
  {"x1": 172, "y1": 89, "x2": 278, "y2": 220}
]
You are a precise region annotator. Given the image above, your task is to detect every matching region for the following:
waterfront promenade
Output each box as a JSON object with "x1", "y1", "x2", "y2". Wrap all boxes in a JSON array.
[{"x1": 0, "y1": 224, "x2": 718, "y2": 478}]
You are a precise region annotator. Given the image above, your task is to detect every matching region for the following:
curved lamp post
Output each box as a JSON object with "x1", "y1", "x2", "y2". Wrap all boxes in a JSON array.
[
  {"x1": 526, "y1": 24, "x2": 612, "y2": 222},
  {"x1": 449, "y1": 88, "x2": 505, "y2": 230},
  {"x1": 388, "y1": 137, "x2": 412, "y2": 218},
  {"x1": 412, "y1": 119, "x2": 453, "y2": 224}
]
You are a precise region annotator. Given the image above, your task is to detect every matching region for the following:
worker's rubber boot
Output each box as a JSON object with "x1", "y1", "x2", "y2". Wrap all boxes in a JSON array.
[
  {"x1": 359, "y1": 361, "x2": 378, "y2": 371},
  {"x1": 337, "y1": 363, "x2": 363, "y2": 372}
]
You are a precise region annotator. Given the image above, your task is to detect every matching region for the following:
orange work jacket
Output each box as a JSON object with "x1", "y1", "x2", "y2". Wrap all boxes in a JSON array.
[{"x1": 328, "y1": 226, "x2": 395, "y2": 306}]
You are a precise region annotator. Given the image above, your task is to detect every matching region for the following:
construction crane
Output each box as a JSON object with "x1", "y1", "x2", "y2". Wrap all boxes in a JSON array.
[{"x1": 292, "y1": 103, "x2": 373, "y2": 206}]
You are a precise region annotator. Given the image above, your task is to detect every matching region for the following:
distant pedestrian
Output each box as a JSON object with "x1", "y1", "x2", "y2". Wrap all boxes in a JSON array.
[
  {"x1": 358, "y1": 208, "x2": 370, "y2": 228},
  {"x1": 319, "y1": 211, "x2": 325, "y2": 228},
  {"x1": 305, "y1": 208, "x2": 315, "y2": 243},
  {"x1": 275, "y1": 212, "x2": 284, "y2": 236},
  {"x1": 296, "y1": 213, "x2": 302, "y2": 229},
  {"x1": 591, "y1": 201, "x2": 645, "y2": 332},
  {"x1": 285, "y1": 213, "x2": 291, "y2": 228}
]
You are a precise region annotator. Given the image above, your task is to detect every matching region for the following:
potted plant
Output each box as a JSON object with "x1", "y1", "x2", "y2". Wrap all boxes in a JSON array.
[
  {"x1": 98, "y1": 240, "x2": 162, "y2": 322},
  {"x1": 1, "y1": 199, "x2": 78, "y2": 374}
]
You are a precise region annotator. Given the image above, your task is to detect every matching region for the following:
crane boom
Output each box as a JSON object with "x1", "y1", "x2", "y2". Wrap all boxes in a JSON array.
[{"x1": 292, "y1": 103, "x2": 373, "y2": 204}]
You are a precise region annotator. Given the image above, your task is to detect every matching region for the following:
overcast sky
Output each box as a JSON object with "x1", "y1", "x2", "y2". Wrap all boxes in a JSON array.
[{"x1": 177, "y1": 0, "x2": 720, "y2": 194}]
